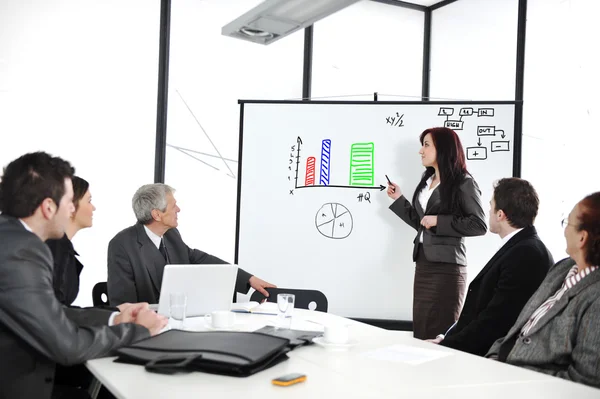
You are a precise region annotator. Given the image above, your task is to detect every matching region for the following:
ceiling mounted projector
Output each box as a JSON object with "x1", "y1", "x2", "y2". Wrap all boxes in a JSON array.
[{"x1": 222, "y1": 0, "x2": 362, "y2": 45}]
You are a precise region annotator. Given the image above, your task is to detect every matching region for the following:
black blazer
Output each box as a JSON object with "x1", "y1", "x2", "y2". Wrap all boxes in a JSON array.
[
  {"x1": 107, "y1": 223, "x2": 253, "y2": 306},
  {"x1": 440, "y1": 226, "x2": 553, "y2": 356},
  {"x1": 0, "y1": 215, "x2": 149, "y2": 399},
  {"x1": 46, "y1": 234, "x2": 83, "y2": 306},
  {"x1": 389, "y1": 175, "x2": 487, "y2": 266},
  {"x1": 46, "y1": 235, "x2": 118, "y2": 317}
]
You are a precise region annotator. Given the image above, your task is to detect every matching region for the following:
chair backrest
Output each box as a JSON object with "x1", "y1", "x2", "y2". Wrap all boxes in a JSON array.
[
  {"x1": 250, "y1": 288, "x2": 328, "y2": 312},
  {"x1": 92, "y1": 282, "x2": 109, "y2": 307}
]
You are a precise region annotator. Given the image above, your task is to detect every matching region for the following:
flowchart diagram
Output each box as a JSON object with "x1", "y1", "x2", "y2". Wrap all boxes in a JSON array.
[{"x1": 438, "y1": 107, "x2": 510, "y2": 160}]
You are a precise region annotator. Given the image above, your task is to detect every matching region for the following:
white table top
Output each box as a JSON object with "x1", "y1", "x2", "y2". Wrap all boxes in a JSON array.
[{"x1": 87, "y1": 310, "x2": 600, "y2": 399}]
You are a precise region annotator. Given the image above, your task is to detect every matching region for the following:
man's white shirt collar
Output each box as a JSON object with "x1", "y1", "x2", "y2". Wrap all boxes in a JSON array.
[
  {"x1": 19, "y1": 219, "x2": 33, "y2": 232},
  {"x1": 499, "y1": 228, "x2": 524, "y2": 250},
  {"x1": 143, "y1": 225, "x2": 162, "y2": 249}
]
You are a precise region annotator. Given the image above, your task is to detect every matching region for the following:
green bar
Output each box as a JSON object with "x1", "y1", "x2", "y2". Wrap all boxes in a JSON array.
[{"x1": 349, "y1": 142, "x2": 374, "y2": 186}]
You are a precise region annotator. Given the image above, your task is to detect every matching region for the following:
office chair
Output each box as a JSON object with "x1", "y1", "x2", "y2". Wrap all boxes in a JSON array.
[{"x1": 92, "y1": 282, "x2": 109, "y2": 307}]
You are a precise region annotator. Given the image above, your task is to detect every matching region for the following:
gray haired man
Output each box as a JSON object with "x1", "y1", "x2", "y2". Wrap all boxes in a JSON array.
[{"x1": 107, "y1": 184, "x2": 275, "y2": 306}]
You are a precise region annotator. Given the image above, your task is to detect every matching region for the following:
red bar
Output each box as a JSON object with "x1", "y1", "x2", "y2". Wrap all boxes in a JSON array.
[{"x1": 305, "y1": 156, "x2": 316, "y2": 186}]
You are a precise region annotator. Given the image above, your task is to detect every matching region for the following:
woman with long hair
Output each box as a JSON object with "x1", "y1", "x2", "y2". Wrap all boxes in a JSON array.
[
  {"x1": 487, "y1": 192, "x2": 600, "y2": 388},
  {"x1": 387, "y1": 127, "x2": 487, "y2": 339},
  {"x1": 46, "y1": 175, "x2": 96, "y2": 305}
]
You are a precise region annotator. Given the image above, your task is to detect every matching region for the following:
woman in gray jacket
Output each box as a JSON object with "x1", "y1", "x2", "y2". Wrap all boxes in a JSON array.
[{"x1": 487, "y1": 191, "x2": 600, "y2": 388}]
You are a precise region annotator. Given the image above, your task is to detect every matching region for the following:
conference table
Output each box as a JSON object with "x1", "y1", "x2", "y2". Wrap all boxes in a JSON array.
[{"x1": 86, "y1": 310, "x2": 600, "y2": 398}]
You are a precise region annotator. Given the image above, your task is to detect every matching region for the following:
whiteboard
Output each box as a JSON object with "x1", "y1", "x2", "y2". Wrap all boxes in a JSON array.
[{"x1": 236, "y1": 101, "x2": 518, "y2": 320}]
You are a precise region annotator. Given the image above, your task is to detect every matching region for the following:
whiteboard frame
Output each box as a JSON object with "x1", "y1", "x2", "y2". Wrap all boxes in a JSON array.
[{"x1": 235, "y1": 99, "x2": 522, "y2": 325}]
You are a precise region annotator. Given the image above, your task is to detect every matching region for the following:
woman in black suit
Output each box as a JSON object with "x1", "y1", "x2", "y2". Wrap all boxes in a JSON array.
[
  {"x1": 46, "y1": 176, "x2": 96, "y2": 305},
  {"x1": 387, "y1": 127, "x2": 487, "y2": 339},
  {"x1": 45, "y1": 176, "x2": 105, "y2": 398}
]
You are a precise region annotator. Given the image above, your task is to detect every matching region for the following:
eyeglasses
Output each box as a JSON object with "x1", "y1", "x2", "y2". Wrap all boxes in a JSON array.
[{"x1": 561, "y1": 218, "x2": 578, "y2": 229}]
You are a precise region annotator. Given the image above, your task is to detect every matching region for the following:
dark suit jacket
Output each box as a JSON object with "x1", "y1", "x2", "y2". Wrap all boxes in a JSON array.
[
  {"x1": 488, "y1": 258, "x2": 600, "y2": 388},
  {"x1": 389, "y1": 175, "x2": 487, "y2": 265},
  {"x1": 440, "y1": 226, "x2": 553, "y2": 356},
  {"x1": 0, "y1": 215, "x2": 149, "y2": 399},
  {"x1": 46, "y1": 234, "x2": 83, "y2": 305},
  {"x1": 107, "y1": 223, "x2": 253, "y2": 306},
  {"x1": 45, "y1": 235, "x2": 119, "y2": 329}
]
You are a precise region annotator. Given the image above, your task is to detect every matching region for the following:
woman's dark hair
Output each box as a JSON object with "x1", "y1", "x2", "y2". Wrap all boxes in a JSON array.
[
  {"x1": 412, "y1": 127, "x2": 469, "y2": 213},
  {"x1": 0, "y1": 152, "x2": 74, "y2": 218},
  {"x1": 72, "y1": 176, "x2": 90, "y2": 212},
  {"x1": 577, "y1": 192, "x2": 600, "y2": 266}
]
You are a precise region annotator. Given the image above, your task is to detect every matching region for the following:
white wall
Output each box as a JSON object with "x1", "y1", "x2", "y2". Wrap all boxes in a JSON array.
[
  {"x1": 0, "y1": 0, "x2": 161, "y2": 306},
  {"x1": 520, "y1": 0, "x2": 600, "y2": 261}
]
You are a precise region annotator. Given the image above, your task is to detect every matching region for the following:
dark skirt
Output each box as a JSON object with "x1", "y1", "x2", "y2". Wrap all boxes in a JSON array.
[{"x1": 413, "y1": 245, "x2": 466, "y2": 340}]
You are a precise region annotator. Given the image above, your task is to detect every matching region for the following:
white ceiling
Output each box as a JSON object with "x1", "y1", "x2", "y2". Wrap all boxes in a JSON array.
[{"x1": 385, "y1": 0, "x2": 448, "y2": 6}]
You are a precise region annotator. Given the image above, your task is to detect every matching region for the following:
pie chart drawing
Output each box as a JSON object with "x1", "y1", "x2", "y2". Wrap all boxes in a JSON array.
[{"x1": 315, "y1": 203, "x2": 353, "y2": 239}]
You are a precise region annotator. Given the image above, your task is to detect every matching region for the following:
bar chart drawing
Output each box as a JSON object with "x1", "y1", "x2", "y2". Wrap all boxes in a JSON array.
[
  {"x1": 315, "y1": 203, "x2": 353, "y2": 239},
  {"x1": 319, "y1": 139, "x2": 331, "y2": 185},
  {"x1": 349, "y1": 142, "x2": 374, "y2": 186},
  {"x1": 292, "y1": 136, "x2": 384, "y2": 191},
  {"x1": 305, "y1": 156, "x2": 316, "y2": 186}
]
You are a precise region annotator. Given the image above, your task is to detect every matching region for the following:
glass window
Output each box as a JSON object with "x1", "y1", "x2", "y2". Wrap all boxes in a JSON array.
[
  {"x1": 0, "y1": 0, "x2": 160, "y2": 305},
  {"x1": 165, "y1": 0, "x2": 303, "y2": 262},
  {"x1": 430, "y1": 0, "x2": 518, "y2": 100},
  {"x1": 312, "y1": 1, "x2": 424, "y2": 101}
]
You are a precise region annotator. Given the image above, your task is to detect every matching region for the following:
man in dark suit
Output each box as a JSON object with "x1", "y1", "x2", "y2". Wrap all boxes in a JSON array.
[
  {"x1": 431, "y1": 178, "x2": 553, "y2": 356},
  {"x1": 107, "y1": 183, "x2": 276, "y2": 306},
  {"x1": 0, "y1": 152, "x2": 168, "y2": 399}
]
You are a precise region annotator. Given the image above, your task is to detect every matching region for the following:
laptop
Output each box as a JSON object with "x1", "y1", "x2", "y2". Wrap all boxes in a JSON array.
[{"x1": 157, "y1": 264, "x2": 238, "y2": 317}]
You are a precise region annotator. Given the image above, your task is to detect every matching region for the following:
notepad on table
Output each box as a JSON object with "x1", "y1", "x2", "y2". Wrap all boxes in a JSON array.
[{"x1": 231, "y1": 301, "x2": 279, "y2": 315}]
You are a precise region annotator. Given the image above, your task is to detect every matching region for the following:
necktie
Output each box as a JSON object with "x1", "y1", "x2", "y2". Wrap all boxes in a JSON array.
[{"x1": 159, "y1": 239, "x2": 168, "y2": 262}]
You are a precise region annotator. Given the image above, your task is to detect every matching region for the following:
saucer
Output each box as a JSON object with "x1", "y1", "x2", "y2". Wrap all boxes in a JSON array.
[{"x1": 312, "y1": 336, "x2": 358, "y2": 348}]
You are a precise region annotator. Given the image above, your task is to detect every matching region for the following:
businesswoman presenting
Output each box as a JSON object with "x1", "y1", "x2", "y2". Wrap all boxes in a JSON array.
[{"x1": 387, "y1": 127, "x2": 486, "y2": 339}]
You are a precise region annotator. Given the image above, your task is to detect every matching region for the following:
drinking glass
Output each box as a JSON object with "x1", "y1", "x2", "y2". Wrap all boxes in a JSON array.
[
  {"x1": 169, "y1": 292, "x2": 187, "y2": 329},
  {"x1": 276, "y1": 293, "x2": 295, "y2": 329}
]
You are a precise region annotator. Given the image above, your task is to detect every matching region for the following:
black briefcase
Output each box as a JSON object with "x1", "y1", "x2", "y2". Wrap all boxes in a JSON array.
[{"x1": 114, "y1": 330, "x2": 290, "y2": 377}]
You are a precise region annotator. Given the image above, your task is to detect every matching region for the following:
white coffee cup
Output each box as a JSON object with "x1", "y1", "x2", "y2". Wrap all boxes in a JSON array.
[
  {"x1": 323, "y1": 324, "x2": 350, "y2": 344},
  {"x1": 204, "y1": 310, "x2": 236, "y2": 329}
]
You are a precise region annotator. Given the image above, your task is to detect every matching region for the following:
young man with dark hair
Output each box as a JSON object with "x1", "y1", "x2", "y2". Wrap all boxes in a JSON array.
[
  {"x1": 0, "y1": 152, "x2": 167, "y2": 399},
  {"x1": 430, "y1": 178, "x2": 554, "y2": 356}
]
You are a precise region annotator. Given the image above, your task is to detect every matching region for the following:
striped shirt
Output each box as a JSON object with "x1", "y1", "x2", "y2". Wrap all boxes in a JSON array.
[{"x1": 521, "y1": 264, "x2": 598, "y2": 336}]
